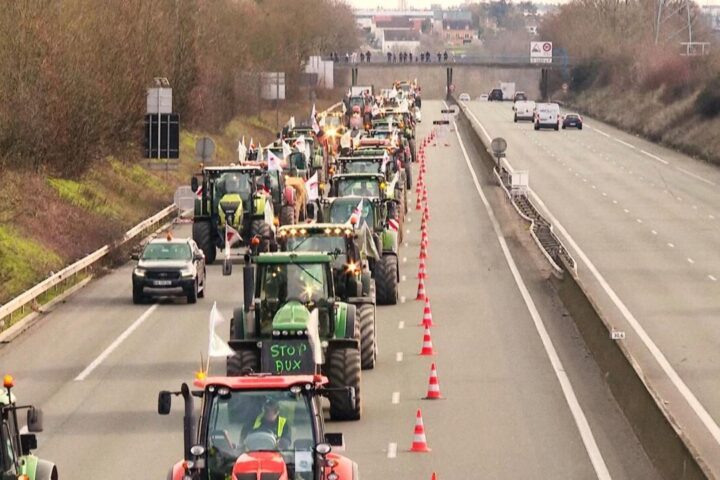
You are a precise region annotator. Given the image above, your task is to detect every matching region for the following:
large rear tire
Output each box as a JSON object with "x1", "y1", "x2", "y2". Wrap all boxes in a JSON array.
[
  {"x1": 280, "y1": 205, "x2": 295, "y2": 226},
  {"x1": 193, "y1": 220, "x2": 216, "y2": 264},
  {"x1": 375, "y1": 254, "x2": 398, "y2": 305},
  {"x1": 227, "y1": 348, "x2": 260, "y2": 376},
  {"x1": 326, "y1": 346, "x2": 361, "y2": 421},
  {"x1": 358, "y1": 304, "x2": 376, "y2": 370}
]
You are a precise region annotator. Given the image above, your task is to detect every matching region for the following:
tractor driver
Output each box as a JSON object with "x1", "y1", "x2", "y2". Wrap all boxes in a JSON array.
[{"x1": 246, "y1": 398, "x2": 291, "y2": 450}]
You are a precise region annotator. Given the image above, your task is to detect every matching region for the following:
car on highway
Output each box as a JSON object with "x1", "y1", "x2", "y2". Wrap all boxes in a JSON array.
[
  {"x1": 514, "y1": 100, "x2": 536, "y2": 122},
  {"x1": 513, "y1": 91, "x2": 528, "y2": 102},
  {"x1": 562, "y1": 113, "x2": 584, "y2": 129},
  {"x1": 533, "y1": 103, "x2": 561, "y2": 131},
  {"x1": 458, "y1": 92, "x2": 471, "y2": 101},
  {"x1": 131, "y1": 234, "x2": 206, "y2": 304},
  {"x1": 488, "y1": 88, "x2": 503, "y2": 101},
  {"x1": 478, "y1": 93, "x2": 489, "y2": 101}
]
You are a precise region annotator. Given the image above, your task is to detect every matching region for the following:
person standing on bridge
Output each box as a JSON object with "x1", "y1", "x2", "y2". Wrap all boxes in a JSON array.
[
  {"x1": 360, "y1": 52, "x2": 365, "y2": 63},
  {"x1": 425, "y1": 51, "x2": 430, "y2": 63},
  {"x1": 366, "y1": 51, "x2": 371, "y2": 63},
  {"x1": 409, "y1": 52, "x2": 413, "y2": 62},
  {"x1": 443, "y1": 51, "x2": 448, "y2": 62},
  {"x1": 393, "y1": 53, "x2": 397, "y2": 63},
  {"x1": 387, "y1": 51, "x2": 392, "y2": 63}
]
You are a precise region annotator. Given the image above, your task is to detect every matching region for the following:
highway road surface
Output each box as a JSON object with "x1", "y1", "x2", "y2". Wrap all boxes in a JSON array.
[
  {"x1": 463, "y1": 98, "x2": 720, "y2": 473},
  {"x1": 0, "y1": 101, "x2": 659, "y2": 479}
]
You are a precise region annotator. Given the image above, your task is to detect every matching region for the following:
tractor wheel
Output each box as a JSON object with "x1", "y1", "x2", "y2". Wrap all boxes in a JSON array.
[
  {"x1": 358, "y1": 304, "x2": 376, "y2": 370},
  {"x1": 186, "y1": 280, "x2": 198, "y2": 304},
  {"x1": 250, "y1": 219, "x2": 273, "y2": 252},
  {"x1": 193, "y1": 220, "x2": 216, "y2": 264},
  {"x1": 280, "y1": 205, "x2": 295, "y2": 226},
  {"x1": 227, "y1": 348, "x2": 260, "y2": 376},
  {"x1": 375, "y1": 254, "x2": 398, "y2": 305},
  {"x1": 132, "y1": 286, "x2": 145, "y2": 305},
  {"x1": 326, "y1": 346, "x2": 361, "y2": 421}
]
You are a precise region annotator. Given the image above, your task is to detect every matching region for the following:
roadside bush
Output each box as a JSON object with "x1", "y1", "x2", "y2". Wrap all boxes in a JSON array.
[{"x1": 695, "y1": 77, "x2": 720, "y2": 118}]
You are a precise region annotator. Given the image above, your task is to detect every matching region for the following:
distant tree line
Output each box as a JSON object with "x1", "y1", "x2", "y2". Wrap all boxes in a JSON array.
[{"x1": 0, "y1": 0, "x2": 358, "y2": 176}]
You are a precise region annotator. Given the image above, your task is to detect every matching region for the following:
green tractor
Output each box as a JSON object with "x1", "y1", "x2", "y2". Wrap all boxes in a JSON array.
[
  {"x1": 320, "y1": 197, "x2": 399, "y2": 306},
  {"x1": 191, "y1": 166, "x2": 276, "y2": 265},
  {"x1": 277, "y1": 224, "x2": 378, "y2": 370},
  {"x1": 227, "y1": 252, "x2": 362, "y2": 421},
  {"x1": 0, "y1": 375, "x2": 58, "y2": 479}
]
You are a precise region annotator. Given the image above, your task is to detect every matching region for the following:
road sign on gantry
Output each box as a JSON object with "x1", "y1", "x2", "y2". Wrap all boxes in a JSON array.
[{"x1": 530, "y1": 41, "x2": 552, "y2": 64}]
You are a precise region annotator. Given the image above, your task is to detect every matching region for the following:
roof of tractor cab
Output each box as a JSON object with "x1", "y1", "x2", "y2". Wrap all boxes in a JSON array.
[
  {"x1": 204, "y1": 165, "x2": 263, "y2": 173},
  {"x1": 194, "y1": 374, "x2": 328, "y2": 390},
  {"x1": 254, "y1": 251, "x2": 333, "y2": 264},
  {"x1": 333, "y1": 172, "x2": 385, "y2": 180}
]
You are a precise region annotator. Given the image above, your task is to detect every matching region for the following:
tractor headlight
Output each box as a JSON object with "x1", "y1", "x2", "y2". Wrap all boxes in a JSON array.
[
  {"x1": 133, "y1": 268, "x2": 146, "y2": 277},
  {"x1": 273, "y1": 330, "x2": 281, "y2": 336},
  {"x1": 180, "y1": 267, "x2": 195, "y2": 278}
]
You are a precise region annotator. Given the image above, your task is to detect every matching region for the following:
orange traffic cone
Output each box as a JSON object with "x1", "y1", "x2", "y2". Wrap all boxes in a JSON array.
[
  {"x1": 417, "y1": 256, "x2": 427, "y2": 280},
  {"x1": 420, "y1": 325, "x2": 435, "y2": 355},
  {"x1": 431, "y1": 474, "x2": 438, "y2": 480},
  {"x1": 415, "y1": 276, "x2": 426, "y2": 301},
  {"x1": 424, "y1": 363, "x2": 442, "y2": 399},
  {"x1": 423, "y1": 204, "x2": 431, "y2": 221},
  {"x1": 418, "y1": 243, "x2": 427, "y2": 260},
  {"x1": 421, "y1": 296, "x2": 434, "y2": 327},
  {"x1": 410, "y1": 409, "x2": 431, "y2": 452},
  {"x1": 421, "y1": 228, "x2": 429, "y2": 245},
  {"x1": 415, "y1": 193, "x2": 423, "y2": 211}
]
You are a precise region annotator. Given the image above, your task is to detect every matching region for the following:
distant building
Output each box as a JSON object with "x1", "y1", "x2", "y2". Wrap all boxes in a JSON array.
[
  {"x1": 382, "y1": 29, "x2": 421, "y2": 53},
  {"x1": 442, "y1": 19, "x2": 476, "y2": 46}
]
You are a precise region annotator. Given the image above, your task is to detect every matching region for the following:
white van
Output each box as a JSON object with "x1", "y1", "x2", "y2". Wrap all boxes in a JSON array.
[
  {"x1": 533, "y1": 103, "x2": 560, "y2": 131},
  {"x1": 514, "y1": 101, "x2": 536, "y2": 122}
]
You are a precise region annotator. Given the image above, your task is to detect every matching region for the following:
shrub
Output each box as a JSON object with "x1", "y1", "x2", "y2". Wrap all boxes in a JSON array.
[{"x1": 695, "y1": 77, "x2": 720, "y2": 118}]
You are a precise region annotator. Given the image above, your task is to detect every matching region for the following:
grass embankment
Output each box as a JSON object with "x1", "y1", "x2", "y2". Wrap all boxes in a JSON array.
[
  {"x1": 0, "y1": 97, "x2": 338, "y2": 304},
  {"x1": 560, "y1": 86, "x2": 720, "y2": 165}
]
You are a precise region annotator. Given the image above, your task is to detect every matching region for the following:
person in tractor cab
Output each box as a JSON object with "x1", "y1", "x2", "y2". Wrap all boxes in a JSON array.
[
  {"x1": 349, "y1": 105, "x2": 363, "y2": 130},
  {"x1": 247, "y1": 398, "x2": 292, "y2": 450}
]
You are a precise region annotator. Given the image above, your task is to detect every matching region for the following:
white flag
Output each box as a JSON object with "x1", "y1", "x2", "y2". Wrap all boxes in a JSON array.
[
  {"x1": 237, "y1": 137, "x2": 247, "y2": 162},
  {"x1": 267, "y1": 150, "x2": 282, "y2": 171},
  {"x1": 305, "y1": 172, "x2": 319, "y2": 201},
  {"x1": 225, "y1": 224, "x2": 242, "y2": 247},
  {"x1": 287, "y1": 116, "x2": 296, "y2": 130},
  {"x1": 208, "y1": 302, "x2": 235, "y2": 358},
  {"x1": 380, "y1": 150, "x2": 390, "y2": 174},
  {"x1": 282, "y1": 140, "x2": 292, "y2": 160},
  {"x1": 294, "y1": 135, "x2": 306, "y2": 154},
  {"x1": 347, "y1": 198, "x2": 363, "y2": 226},
  {"x1": 340, "y1": 130, "x2": 351, "y2": 150},
  {"x1": 307, "y1": 308, "x2": 323, "y2": 365}
]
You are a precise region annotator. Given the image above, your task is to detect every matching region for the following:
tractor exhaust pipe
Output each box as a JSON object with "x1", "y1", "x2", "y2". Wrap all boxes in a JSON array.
[
  {"x1": 181, "y1": 383, "x2": 195, "y2": 462},
  {"x1": 243, "y1": 254, "x2": 254, "y2": 313}
]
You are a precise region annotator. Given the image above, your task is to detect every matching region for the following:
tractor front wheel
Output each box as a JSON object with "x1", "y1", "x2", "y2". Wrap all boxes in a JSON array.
[
  {"x1": 326, "y1": 346, "x2": 361, "y2": 421},
  {"x1": 280, "y1": 205, "x2": 295, "y2": 226},
  {"x1": 375, "y1": 254, "x2": 398, "y2": 305},
  {"x1": 250, "y1": 219, "x2": 273, "y2": 252},
  {"x1": 358, "y1": 304, "x2": 376, "y2": 370},
  {"x1": 193, "y1": 220, "x2": 216, "y2": 264},
  {"x1": 227, "y1": 348, "x2": 260, "y2": 376}
]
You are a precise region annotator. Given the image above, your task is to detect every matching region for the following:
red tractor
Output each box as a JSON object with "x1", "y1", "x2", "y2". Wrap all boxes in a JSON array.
[{"x1": 159, "y1": 374, "x2": 358, "y2": 480}]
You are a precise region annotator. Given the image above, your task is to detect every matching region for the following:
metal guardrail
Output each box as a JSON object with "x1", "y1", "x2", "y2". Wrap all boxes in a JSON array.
[{"x1": 0, "y1": 204, "x2": 178, "y2": 332}]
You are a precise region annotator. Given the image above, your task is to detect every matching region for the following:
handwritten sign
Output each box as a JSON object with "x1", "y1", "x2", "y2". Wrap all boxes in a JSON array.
[{"x1": 261, "y1": 340, "x2": 315, "y2": 374}]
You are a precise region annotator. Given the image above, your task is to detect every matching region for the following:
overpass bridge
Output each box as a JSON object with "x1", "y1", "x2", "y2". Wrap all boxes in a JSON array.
[{"x1": 333, "y1": 56, "x2": 576, "y2": 99}]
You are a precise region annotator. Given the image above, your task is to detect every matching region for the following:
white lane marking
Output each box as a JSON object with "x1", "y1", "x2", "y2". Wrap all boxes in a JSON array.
[
  {"x1": 636, "y1": 219, "x2": 643, "y2": 224},
  {"x1": 675, "y1": 166, "x2": 716, "y2": 186},
  {"x1": 403, "y1": 257, "x2": 407, "y2": 263},
  {"x1": 676, "y1": 197, "x2": 683, "y2": 201},
  {"x1": 614, "y1": 138, "x2": 636, "y2": 149},
  {"x1": 709, "y1": 275, "x2": 717, "y2": 282},
  {"x1": 640, "y1": 149, "x2": 669, "y2": 165},
  {"x1": 623, "y1": 209, "x2": 630, "y2": 214},
  {"x1": 652, "y1": 230, "x2": 658, "y2": 235},
  {"x1": 396, "y1": 352, "x2": 403, "y2": 362},
  {"x1": 692, "y1": 205, "x2": 698, "y2": 210},
  {"x1": 387, "y1": 442, "x2": 397, "y2": 459},
  {"x1": 668, "y1": 243, "x2": 675, "y2": 248},
  {"x1": 688, "y1": 258, "x2": 695, "y2": 264},
  {"x1": 710, "y1": 215, "x2": 716, "y2": 220},
  {"x1": 400, "y1": 296, "x2": 406, "y2": 304},
  {"x1": 591, "y1": 126, "x2": 611, "y2": 138},
  {"x1": 612, "y1": 200, "x2": 618, "y2": 204},
  {"x1": 75, "y1": 304, "x2": 158, "y2": 381},
  {"x1": 451, "y1": 110, "x2": 612, "y2": 480},
  {"x1": 527, "y1": 180, "x2": 720, "y2": 447},
  {"x1": 463, "y1": 105, "x2": 492, "y2": 143},
  {"x1": 392, "y1": 392, "x2": 400, "y2": 404},
  {"x1": 602, "y1": 192, "x2": 607, "y2": 197},
  {"x1": 401, "y1": 275, "x2": 407, "y2": 282},
  {"x1": 398, "y1": 321, "x2": 405, "y2": 329}
]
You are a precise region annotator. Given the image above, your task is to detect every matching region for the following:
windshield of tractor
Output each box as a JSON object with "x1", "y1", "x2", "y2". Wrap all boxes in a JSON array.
[
  {"x1": 259, "y1": 262, "x2": 329, "y2": 305},
  {"x1": 215, "y1": 172, "x2": 252, "y2": 202},
  {"x1": 141, "y1": 242, "x2": 192, "y2": 261},
  {"x1": 286, "y1": 235, "x2": 347, "y2": 256},
  {"x1": 329, "y1": 200, "x2": 375, "y2": 227},
  {"x1": 205, "y1": 388, "x2": 315, "y2": 479},
  {"x1": 336, "y1": 178, "x2": 380, "y2": 197},
  {"x1": 343, "y1": 161, "x2": 381, "y2": 174}
]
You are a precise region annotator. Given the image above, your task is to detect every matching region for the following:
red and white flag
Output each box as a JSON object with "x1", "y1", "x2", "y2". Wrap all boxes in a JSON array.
[
  {"x1": 388, "y1": 218, "x2": 399, "y2": 232},
  {"x1": 347, "y1": 198, "x2": 364, "y2": 226},
  {"x1": 305, "y1": 172, "x2": 319, "y2": 201},
  {"x1": 267, "y1": 150, "x2": 282, "y2": 171},
  {"x1": 380, "y1": 150, "x2": 390, "y2": 173},
  {"x1": 225, "y1": 224, "x2": 242, "y2": 247},
  {"x1": 196, "y1": 185, "x2": 203, "y2": 199},
  {"x1": 311, "y1": 104, "x2": 320, "y2": 134}
]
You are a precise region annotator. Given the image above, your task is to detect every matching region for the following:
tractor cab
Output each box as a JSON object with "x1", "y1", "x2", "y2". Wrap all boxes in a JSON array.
[
  {"x1": 191, "y1": 166, "x2": 275, "y2": 264},
  {"x1": 329, "y1": 173, "x2": 398, "y2": 204},
  {"x1": 158, "y1": 375, "x2": 357, "y2": 480},
  {"x1": 0, "y1": 375, "x2": 57, "y2": 480}
]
